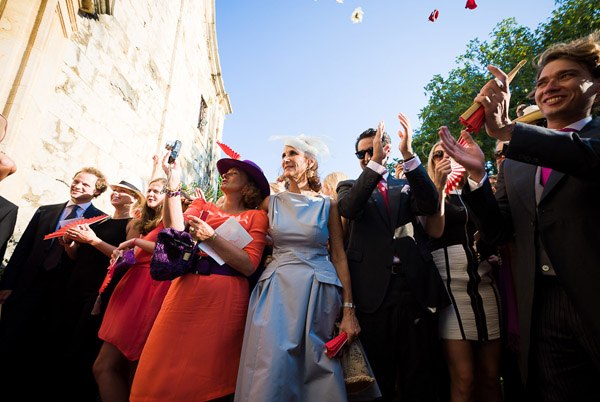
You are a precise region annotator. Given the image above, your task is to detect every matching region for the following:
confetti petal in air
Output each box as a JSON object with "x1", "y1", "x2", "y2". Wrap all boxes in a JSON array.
[
  {"x1": 428, "y1": 9, "x2": 439, "y2": 22},
  {"x1": 351, "y1": 7, "x2": 364, "y2": 24},
  {"x1": 445, "y1": 138, "x2": 467, "y2": 194},
  {"x1": 216, "y1": 141, "x2": 241, "y2": 160},
  {"x1": 325, "y1": 332, "x2": 348, "y2": 358},
  {"x1": 336, "y1": 0, "x2": 344, "y2": 3},
  {"x1": 459, "y1": 60, "x2": 527, "y2": 133},
  {"x1": 465, "y1": 0, "x2": 477, "y2": 10}
]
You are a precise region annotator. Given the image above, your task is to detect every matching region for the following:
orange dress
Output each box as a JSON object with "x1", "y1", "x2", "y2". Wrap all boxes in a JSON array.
[
  {"x1": 130, "y1": 199, "x2": 268, "y2": 402},
  {"x1": 98, "y1": 223, "x2": 171, "y2": 361}
]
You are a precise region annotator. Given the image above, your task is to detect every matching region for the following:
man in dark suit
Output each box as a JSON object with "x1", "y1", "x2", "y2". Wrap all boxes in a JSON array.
[
  {"x1": 0, "y1": 167, "x2": 107, "y2": 400},
  {"x1": 440, "y1": 32, "x2": 600, "y2": 402},
  {"x1": 337, "y1": 115, "x2": 450, "y2": 402}
]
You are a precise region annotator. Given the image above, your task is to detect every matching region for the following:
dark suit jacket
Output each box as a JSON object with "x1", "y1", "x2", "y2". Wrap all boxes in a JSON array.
[
  {"x1": 462, "y1": 118, "x2": 600, "y2": 381},
  {"x1": 0, "y1": 196, "x2": 18, "y2": 264},
  {"x1": 337, "y1": 164, "x2": 450, "y2": 314},
  {"x1": 0, "y1": 202, "x2": 104, "y2": 300}
]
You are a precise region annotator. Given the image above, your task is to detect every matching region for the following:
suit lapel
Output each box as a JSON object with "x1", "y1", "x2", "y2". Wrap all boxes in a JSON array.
[
  {"x1": 506, "y1": 160, "x2": 537, "y2": 219},
  {"x1": 43, "y1": 203, "x2": 67, "y2": 252}
]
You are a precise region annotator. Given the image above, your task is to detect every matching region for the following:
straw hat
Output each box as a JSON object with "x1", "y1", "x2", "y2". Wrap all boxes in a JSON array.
[
  {"x1": 515, "y1": 105, "x2": 544, "y2": 124},
  {"x1": 109, "y1": 179, "x2": 145, "y2": 203}
]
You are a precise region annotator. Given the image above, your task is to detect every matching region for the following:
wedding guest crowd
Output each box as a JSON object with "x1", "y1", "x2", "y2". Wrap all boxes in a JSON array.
[{"x1": 0, "y1": 32, "x2": 598, "y2": 402}]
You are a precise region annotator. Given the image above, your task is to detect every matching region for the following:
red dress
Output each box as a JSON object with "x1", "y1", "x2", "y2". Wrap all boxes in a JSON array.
[
  {"x1": 130, "y1": 200, "x2": 268, "y2": 402},
  {"x1": 98, "y1": 223, "x2": 171, "y2": 361}
]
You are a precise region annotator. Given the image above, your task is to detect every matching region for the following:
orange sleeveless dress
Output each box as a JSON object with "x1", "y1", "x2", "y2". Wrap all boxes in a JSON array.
[{"x1": 130, "y1": 199, "x2": 268, "y2": 402}]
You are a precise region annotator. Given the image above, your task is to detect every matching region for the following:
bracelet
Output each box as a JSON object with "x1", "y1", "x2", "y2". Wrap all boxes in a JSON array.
[
  {"x1": 208, "y1": 232, "x2": 218, "y2": 242},
  {"x1": 343, "y1": 302, "x2": 356, "y2": 309},
  {"x1": 164, "y1": 184, "x2": 182, "y2": 194},
  {"x1": 167, "y1": 190, "x2": 181, "y2": 198}
]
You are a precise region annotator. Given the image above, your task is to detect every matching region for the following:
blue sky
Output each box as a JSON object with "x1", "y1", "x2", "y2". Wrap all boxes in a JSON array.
[{"x1": 216, "y1": 0, "x2": 555, "y2": 181}]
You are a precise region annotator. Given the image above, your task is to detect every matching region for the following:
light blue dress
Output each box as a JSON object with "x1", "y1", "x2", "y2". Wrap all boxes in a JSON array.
[{"x1": 235, "y1": 191, "x2": 347, "y2": 402}]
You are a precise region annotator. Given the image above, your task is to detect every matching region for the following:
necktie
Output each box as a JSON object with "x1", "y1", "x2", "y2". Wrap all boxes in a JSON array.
[
  {"x1": 377, "y1": 180, "x2": 390, "y2": 212},
  {"x1": 64, "y1": 205, "x2": 80, "y2": 220},
  {"x1": 540, "y1": 127, "x2": 578, "y2": 186},
  {"x1": 43, "y1": 205, "x2": 81, "y2": 271}
]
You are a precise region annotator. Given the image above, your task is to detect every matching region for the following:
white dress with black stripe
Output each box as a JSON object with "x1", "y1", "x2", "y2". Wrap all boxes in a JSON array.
[{"x1": 430, "y1": 192, "x2": 501, "y2": 341}]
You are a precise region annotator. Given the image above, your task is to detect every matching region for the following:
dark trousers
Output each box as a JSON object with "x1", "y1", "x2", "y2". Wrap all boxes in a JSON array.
[
  {"x1": 357, "y1": 274, "x2": 440, "y2": 402},
  {"x1": 529, "y1": 276, "x2": 600, "y2": 402}
]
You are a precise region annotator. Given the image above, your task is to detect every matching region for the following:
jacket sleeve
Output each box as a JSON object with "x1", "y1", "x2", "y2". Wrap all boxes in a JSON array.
[
  {"x1": 404, "y1": 164, "x2": 440, "y2": 216},
  {"x1": 507, "y1": 122, "x2": 600, "y2": 180},
  {"x1": 461, "y1": 166, "x2": 514, "y2": 246},
  {"x1": 336, "y1": 167, "x2": 381, "y2": 219},
  {"x1": 0, "y1": 207, "x2": 42, "y2": 290}
]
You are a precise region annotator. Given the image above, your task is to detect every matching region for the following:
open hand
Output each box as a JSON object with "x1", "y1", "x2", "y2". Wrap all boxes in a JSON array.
[
  {"x1": 397, "y1": 112, "x2": 415, "y2": 159},
  {"x1": 371, "y1": 121, "x2": 389, "y2": 165},
  {"x1": 433, "y1": 157, "x2": 452, "y2": 192},
  {"x1": 66, "y1": 224, "x2": 99, "y2": 245},
  {"x1": 439, "y1": 127, "x2": 486, "y2": 182}
]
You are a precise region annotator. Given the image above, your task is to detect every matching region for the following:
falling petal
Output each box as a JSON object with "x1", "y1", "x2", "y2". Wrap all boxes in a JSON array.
[
  {"x1": 351, "y1": 7, "x2": 364, "y2": 24},
  {"x1": 428, "y1": 9, "x2": 439, "y2": 22},
  {"x1": 465, "y1": 0, "x2": 478, "y2": 10}
]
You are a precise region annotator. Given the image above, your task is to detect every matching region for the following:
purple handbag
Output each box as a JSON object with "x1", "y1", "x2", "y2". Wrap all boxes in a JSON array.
[{"x1": 150, "y1": 228, "x2": 199, "y2": 281}]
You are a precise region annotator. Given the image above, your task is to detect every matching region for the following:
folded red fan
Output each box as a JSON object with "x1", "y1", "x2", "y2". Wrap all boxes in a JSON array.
[
  {"x1": 43, "y1": 214, "x2": 110, "y2": 240},
  {"x1": 216, "y1": 141, "x2": 241, "y2": 160},
  {"x1": 325, "y1": 332, "x2": 348, "y2": 358}
]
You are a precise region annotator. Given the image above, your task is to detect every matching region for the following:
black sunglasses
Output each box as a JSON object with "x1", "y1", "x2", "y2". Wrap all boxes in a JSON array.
[
  {"x1": 432, "y1": 150, "x2": 445, "y2": 160},
  {"x1": 355, "y1": 147, "x2": 374, "y2": 160}
]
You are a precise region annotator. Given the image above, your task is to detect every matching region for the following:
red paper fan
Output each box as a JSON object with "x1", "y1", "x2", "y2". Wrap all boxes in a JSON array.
[
  {"x1": 445, "y1": 137, "x2": 467, "y2": 194},
  {"x1": 459, "y1": 107, "x2": 485, "y2": 133},
  {"x1": 428, "y1": 9, "x2": 439, "y2": 22},
  {"x1": 465, "y1": 0, "x2": 478, "y2": 10},
  {"x1": 43, "y1": 214, "x2": 110, "y2": 240},
  {"x1": 216, "y1": 141, "x2": 241, "y2": 160},
  {"x1": 325, "y1": 332, "x2": 348, "y2": 358}
]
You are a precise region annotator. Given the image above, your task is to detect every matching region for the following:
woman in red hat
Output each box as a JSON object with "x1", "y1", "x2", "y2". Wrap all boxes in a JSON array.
[{"x1": 130, "y1": 153, "x2": 269, "y2": 402}]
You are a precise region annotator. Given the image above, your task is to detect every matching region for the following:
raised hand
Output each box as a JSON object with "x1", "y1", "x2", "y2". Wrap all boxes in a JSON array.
[
  {"x1": 439, "y1": 127, "x2": 486, "y2": 182},
  {"x1": 161, "y1": 151, "x2": 181, "y2": 190},
  {"x1": 474, "y1": 65, "x2": 514, "y2": 141},
  {"x1": 397, "y1": 112, "x2": 415, "y2": 160},
  {"x1": 433, "y1": 157, "x2": 452, "y2": 192},
  {"x1": 371, "y1": 121, "x2": 388, "y2": 165}
]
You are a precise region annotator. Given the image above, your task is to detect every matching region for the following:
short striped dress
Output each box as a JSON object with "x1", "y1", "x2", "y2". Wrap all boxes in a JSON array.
[{"x1": 430, "y1": 192, "x2": 501, "y2": 341}]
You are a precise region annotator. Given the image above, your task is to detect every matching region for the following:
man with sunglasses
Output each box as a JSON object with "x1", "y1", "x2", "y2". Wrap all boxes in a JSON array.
[
  {"x1": 441, "y1": 33, "x2": 600, "y2": 402},
  {"x1": 337, "y1": 114, "x2": 449, "y2": 402}
]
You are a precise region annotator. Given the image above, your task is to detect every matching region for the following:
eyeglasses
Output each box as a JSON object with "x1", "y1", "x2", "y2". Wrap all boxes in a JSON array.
[
  {"x1": 355, "y1": 147, "x2": 374, "y2": 160},
  {"x1": 432, "y1": 150, "x2": 445, "y2": 160}
]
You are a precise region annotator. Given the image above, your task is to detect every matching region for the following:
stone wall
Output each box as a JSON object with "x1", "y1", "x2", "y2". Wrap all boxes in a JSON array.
[{"x1": 0, "y1": 0, "x2": 230, "y2": 260}]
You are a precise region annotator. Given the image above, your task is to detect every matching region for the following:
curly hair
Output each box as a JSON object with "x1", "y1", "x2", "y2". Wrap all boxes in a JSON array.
[
  {"x1": 241, "y1": 179, "x2": 264, "y2": 209},
  {"x1": 277, "y1": 152, "x2": 322, "y2": 193},
  {"x1": 73, "y1": 167, "x2": 108, "y2": 197},
  {"x1": 426, "y1": 141, "x2": 443, "y2": 180},
  {"x1": 133, "y1": 178, "x2": 166, "y2": 235}
]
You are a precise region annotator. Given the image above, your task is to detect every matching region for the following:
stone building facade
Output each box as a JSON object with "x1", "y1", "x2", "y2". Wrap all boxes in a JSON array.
[{"x1": 0, "y1": 0, "x2": 231, "y2": 258}]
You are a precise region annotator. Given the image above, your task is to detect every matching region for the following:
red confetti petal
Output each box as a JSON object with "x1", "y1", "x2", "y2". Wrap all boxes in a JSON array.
[
  {"x1": 465, "y1": 0, "x2": 478, "y2": 10},
  {"x1": 428, "y1": 9, "x2": 439, "y2": 22}
]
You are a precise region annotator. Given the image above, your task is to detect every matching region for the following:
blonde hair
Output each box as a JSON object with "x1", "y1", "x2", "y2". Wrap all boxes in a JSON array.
[
  {"x1": 321, "y1": 171, "x2": 349, "y2": 200},
  {"x1": 426, "y1": 141, "x2": 443, "y2": 180},
  {"x1": 133, "y1": 178, "x2": 166, "y2": 235}
]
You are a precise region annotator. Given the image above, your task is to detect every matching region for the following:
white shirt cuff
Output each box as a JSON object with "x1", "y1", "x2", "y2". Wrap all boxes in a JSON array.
[
  {"x1": 402, "y1": 155, "x2": 421, "y2": 172},
  {"x1": 367, "y1": 160, "x2": 387, "y2": 176},
  {"x1": 467, "y1": 173, "x2": 488, "y2": 190}
]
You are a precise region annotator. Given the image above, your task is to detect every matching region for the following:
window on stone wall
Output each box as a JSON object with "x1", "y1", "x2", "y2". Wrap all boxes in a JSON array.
[
  {"x1": 197, "y1": 96, "x2": 208, "y2": 131},
  {"x1": 79, "y1": 0, "x2": 114, "y2": 18}
]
